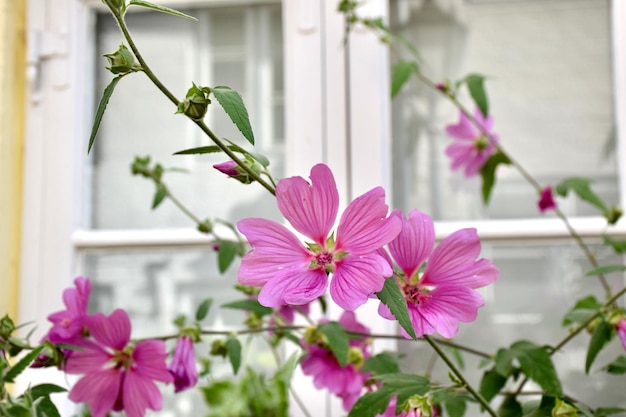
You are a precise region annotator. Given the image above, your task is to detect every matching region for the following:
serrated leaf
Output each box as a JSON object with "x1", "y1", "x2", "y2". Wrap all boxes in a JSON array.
[
  {"x1": 555, "y1": 177, "x2": 609, "y2": 214},
  {"x1": 221, "y1": 299, "x2": 273, "y2": 317},
  {"x1": 348, "y1": 374, "x2": 430, "y2": 417},
  {"x1": 509, "y1": 341, "x2": 562, "y2": 397},
  {"x1": 585, "y1": 264, "x2": 626, "y2": 276},
  {"x1": 318, "y1": 322, "x2": 349, "y2": 367},
  {"x1": 88, "y1": 75, "x2": 123, "y2": 154},
  {"x1": 479, "y1": 368, "x2": 507, "y2": 403},
  {"x1": 376, "y1": 277, "x2": 416, "y2": 340},
  {"x1": 603, "y1": 236, "x2": 626, "y2": 254},
  {"x1": 217, "y1": 240, "x2": 239, "y2": 273},
  {"x1": 225, "y1": 336, "x2": 241, "y2": 375},
  {"x1": 465, "y1": 74, "x2": 489, "y2": 118},
  {"x1": 585, "y1": 320, "x2": 613, "y2": 373},
  {"x1": 173, "y1": 145, "x2": 223, "y2": 155},
  {"x1": 195, "y1": 298, "x2": 213, "y2": 321},
  {"x1": 562, "y1": 295, "x2": 603, "y2": 327},
  {"x1": 152, "y1": 184, "x2": 167, "y2": 209},
  {"x1": 128, "y1": 0, "x2": 197, "y2": 20},
  {"x1": 391, "y1": 60, "x2": 419, "y2": 98},
  {"x1": 499, "y1": 396, "x2": 523, "y2": 417},
  {"x1": 604, "y1": 355, "x2": 626, "y2": 374},
  {"x1": 4, "y1": 345, "x2": 44, "y2": 383},
  {"x1": 480, "y1": 151, "x2": 511, "y2": 204},
  {"x1": 362, "y1": 352, "x2": 401, "y2": 375},
  {"x1": 212, "y1": 86, "x2": 255, "y2": 145}
]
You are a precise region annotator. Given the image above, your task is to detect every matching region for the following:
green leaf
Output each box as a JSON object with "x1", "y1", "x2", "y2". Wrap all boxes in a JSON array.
[
  {"x1": 4, "y1": 345, "x2": 44, "y2": 383},
  {"x1": 562, "y1": 295, "x2": 602, "y2": 327},
  {"x1": 479, "y1": 368, "x2": 507, "y2": 403},
  {"x1": 464, "y1": 74, "x2": 489, "y2": 118},
  {"x1": 128, "y1": 0, "x2": 197, "y2": 20},
  {"x1": 348, "y1": 373, "x2": 430, "y2": 417},
  {"x1": 249, "y1": 152, "x2": 270, "y2": 167},
  {"x1": 318, "y1": 322, "x2": 349, "y2": 367},
  {"x1": 443, "y1": 396, "x2": 467, "y2": 417},
  {"x1": 555, "y1": 177, "x2": 609, "y2": 214},
  {"x1": 509, "y1": 341, "x2": 562, "y2": 397},
  {"x1": 603, "y1": 236, "x2": 626, "y2": 254},
  {"x1": 498, "y1": 396, "x2": 523, "y2": 417},
  {"x1": 585, "y1": 264, "x2": 626, "y2": 276},
  {"x1": 212, "y1": 86, "x2": 255, "y2": 145},
  {"x1": 596, "y1": 407, "x2": 626, "y2": 417},
  {"x1": 25, "y1": 384, "x2": 67, "y2": 399},
  {"x1": 173, "y1": 145, "x2": 223, "y2": 155},
  {"x1": 391, "y1": 61, "x2": 419, "y2": 98},
  {"x1": 33, "y1": 396, "x2": 62, "y2": 417},
  {"x1": 446, "y1": 345, "x2": 465, "y2": 370},
  {"x1": 226, "y1": 336, "x2": 242, "y2": 375},
  {"x1": 494, "y1": 347, "x2": 515, "y2": 376},
  {"x1": 523, "y1": 396, "x2": 556, "y2": 417},
  {"x1": 375, "y1": 277, "x2": 416, "y2": 339},
  {"x1": 88, "y1": 75, "x2": 123, "y2": 154},
  {"x1": 152, "y1": 184, "x2": 167, "y2": 209},
  {"x1": 480, "y1": 151, "x2": 511, "y2": 204},
  {"x1": 217, "y1": 240, "x2": 240, "y2": 273},
  {"x1": 585, "y1": 320, "x2": 613, "y2": 373},
  {"x1": 195, "y1": 298, "x2": 213, "y2": 321},
  {"x1": 221, "y1": 299, "x2": 273, "y2": 317},
  {"x1": 604, "y1": 355, "x2": 626, "y2": 374},
  {"x1": 362, "y1": 352, "x2": 401, "y2": 375}
]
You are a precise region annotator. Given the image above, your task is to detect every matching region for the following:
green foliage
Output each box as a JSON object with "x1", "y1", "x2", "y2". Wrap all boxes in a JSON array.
[
  {"x1": 562, "y1": 295, "x2": 602, "y2": 327},
  {"x1": 362, "y1": 352, "x2": 402, "y2": 375},
  {"x1": 443, "y1": 395, "x2": 468, "y2": 417},
  {"x1": 480, "y1": 151, "x2": 511, "y2": 204},
  {"x1": 522, "y1": 396, "x2": 556, "y2": 417},
  {"x1": 585, "y1": 264, "x2": 626, "y2": 276},
  {"x1": 317, "y1": 321, "x2": 349, "y2": 367},
  {"x1": 226, "y1": 336, "x2": 242, "y2": 375},
  {"x1": 151, "y1": 183, "x2": 167, "y2": 209},
  {"x1": 596, "y1": 407, "x2": 626, "y2": 416},
  {"x1": 585, "y1": 319, "x2": 613, "y2": 373},
  {"x1": 555, "y1": 177, "x2": 622, "y2": 224},
  {"x1": 348, "y1": 373, "x2": 430, "y2": 417},
  {"x1": 603, "y1": 355, "x2": 626, "y2": 374},
  {"x1": 603, "y1": 236, "x2": 626, "y2": 254},
  {"x1": 457, "y1": 74, "x2": 489, "y2": 118},
  {"x1": 375, "y1": 277, "x2": 417, "y2": 339},
  {"x1": 3, "y1": 345, "x2": 44, "y2": 383},
  {"x1": 221, "y1": 299, "x2": 273, "y2": 317},
  {"x1": 195, "y1": 298, "x2": 213, "y2": 321},
  {"x1": 217, "y1": 240, "x2": 243, "y2": 273},
  {"x1": 128, "y1": 0, "x2": 197, "y2": 20},
  {"x1": 498, "y1": 396, "x2": 523, "y2": 417},
  {"x1": 478, "y1": 368, "x2": 507, "y2": 404},
  {"x1": 88, "y1": 75, "x2": 124, "y2": 154},
  {"x1": 212, "y1": 86, "x2": 255, "y2": 146},
  {"x1": 391, "y1": 61, "x2": 419, "y2": 98}
]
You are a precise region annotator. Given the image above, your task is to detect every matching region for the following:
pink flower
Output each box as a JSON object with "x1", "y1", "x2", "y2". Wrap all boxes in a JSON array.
[
  {"x1": 168, "y1": 336, "x2": 198, "y2": 392},
  {"x1": 300, "y1": 311, "x2": 371, "y2": 411},
  {"x1": 445, "y1": 108, "x2": 499, "y2": 177},
  {"x1": 65, "y1": 309, "x2": 173, "y2": 417},
  {"x1": 45, "y1": 277, "x2": 92, "y2": 344},
  {"x1": 538, "y1": 186, "x2": 557, "y2": 213},
  {"x1": 213, "y1": 160, "x2": 240, "y2": 177},
  {"x1": 237, "y1": 163, "x2": 401, "y2": 311},
  {"x1": 378, "y1": 210, "x2": 499, "y2": 338},
  {"x1": 617, "y1": 319, "x2": 626, "y2": 351}
]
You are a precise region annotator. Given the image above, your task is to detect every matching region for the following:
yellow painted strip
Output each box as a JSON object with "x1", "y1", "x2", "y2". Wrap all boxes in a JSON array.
[{"x1": 0, "y1": 0, "x2": 26, "y2": 321}]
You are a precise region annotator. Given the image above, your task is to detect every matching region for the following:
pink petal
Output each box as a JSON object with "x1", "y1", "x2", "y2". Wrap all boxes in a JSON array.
[
  {"x1": 338, "y1": 311, "x2": 370, "y2": 335},
  {"x1": 617, "y1": 319, "x2": 626, "y2": 351},
  {"x1": 388, "y1": 209, "x2": 434, "y2": 278},
  {"x1": 330, "y1": 254, "x2": 392, "y2": 311},
  {"x1": 417, "y1": 285, "x2": 485, "y2": 338},
  {"x1": 133, "y1": 340, "x2": 174, "y2": 383},
  {"x1": 237, "y1": 218, "x2": 312, "y2": 286},
  {"x1": 445, "y1": 111, "x2": 477, "y2": 140},
  {"x1": 377, "y1": 299, "x2": 394, "y2": 320},
  {"x1": 69, "y1": 369, "x2": 121, "y2": 417},
  {"x1": 85, "y1": 309, "x2": 131, "y2": 351},
  {"x1": 258, "y1": 268, "x2": 328, "y2": 307},
  {"x1": 422, "y1": 229, "x2": 498, "y2": 288},
  {"x1": 123, "y1": 370, "x2": 164, "y2": 417},
  {"x1": 336, "y1": 187, "x2": 401, "y2": 255},
  {"x1": 64, "y1": 339, "x2": 111, "y2": 374},
  {"x1": 474, "y1": 107, "x2": 493, "y2": 131},
  {"x1": 276, "y1": 163, "x2": 339, "y2": 245}
]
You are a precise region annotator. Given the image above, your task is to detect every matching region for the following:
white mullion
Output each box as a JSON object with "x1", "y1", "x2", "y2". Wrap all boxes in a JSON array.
[
  {"x1": 72, "y1": 228, "x2": 215, "y2": 249},
  {"x1": 612, "y1": 0, "x2": 626, "y2": 210}
]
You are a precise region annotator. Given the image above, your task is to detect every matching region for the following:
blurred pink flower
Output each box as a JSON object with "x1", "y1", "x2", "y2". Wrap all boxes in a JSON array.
[
  {"x1": 538, "y1": 186, "x2": 557, "y2": 213},
  {"x1": 445, "y1": 108, "x2": 499, "y2": 177},
  {"x1": 65, "y1": 309, "x2": 173, "y2": 417},
  {"x1": 212, "y1": 160, "x2": 240, "y2": 177},
  {"x1": 237, "y1": 163, "x2": 401, "y2": 311},
  {"x1": 378, "y1": 210, "x2": 499, "y2": 338},
  {"x1": 168, "y1": 336, "x2": 198, "y2": 392},
  {"x1": 300, "y1": 311, "x2": 371, "y2": 411},
  {"x1": 44, "y1": 277, "x2": 92, "y2": 344},
  {"x1": 617, "y1": 319, "x2": 626, "y2": 351}
]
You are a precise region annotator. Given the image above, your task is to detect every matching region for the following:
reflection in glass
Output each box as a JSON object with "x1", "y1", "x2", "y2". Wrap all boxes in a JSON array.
[{"x1": 390, "y1": 0, "x2": 617, "y2": 220}]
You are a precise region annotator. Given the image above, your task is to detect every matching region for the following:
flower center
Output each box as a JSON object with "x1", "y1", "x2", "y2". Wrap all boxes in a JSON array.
[
  {"x1": 112, "y1": 347, "x2": 133, "y2": 370},
  {"x1": 310, "y1": 251, "x2": 335, "y2": 273},
  {"x1": 474, "y1": 135, "x2": 489, "y2": 151},
  {"x1": 403, "y1": 284, "x2": 431, "y2": 306}
]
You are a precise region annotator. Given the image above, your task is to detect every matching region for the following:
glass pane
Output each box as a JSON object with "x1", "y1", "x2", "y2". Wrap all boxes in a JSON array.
[
  {"x1": 80, "y1": 247, "x2": 277, "y2": 417},
  {"x1": 90, "y1": 4, "x2": 284, "y2": 229},
  {"x1": 390, "y1": 0, "x2": 618, "y2": 221},
  {"x1": 397, "y1": 241, "x2": 626, "y2": 411}
]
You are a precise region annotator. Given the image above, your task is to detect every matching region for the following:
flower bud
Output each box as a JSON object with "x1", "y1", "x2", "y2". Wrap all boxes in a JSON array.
[
  {"x1": 103, "y1": 44, "x2": 138, "y2": 74},
  {"x1": 213, "y1": 160, "x2": 256, "y2": 184},
  {"x1": 177, "y1": 83, "x2": 211, "y2": 120},
  {"x1": 209, "y1": 339, "x2": 228, "y2": 357},
  {"x1": 606, "y1": 206, "x2": 623, "y2": 225},
  {"x1": 552, "y1": 398, "x2": 578, "y2": 417}
]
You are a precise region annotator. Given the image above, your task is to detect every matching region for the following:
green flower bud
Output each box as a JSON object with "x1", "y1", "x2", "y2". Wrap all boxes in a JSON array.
[
  {"x1": 210, "y1": 339, "x2": 228, "y2": 357},
  {"x1": 606, "y1": 206, "x2": 623, "y2": 225},
  {"x1": 552, "y1": 398, "x2": 577, "y2": 417},
  {"x1": 103, "y1": 44, "x2": 138, "y2": 74},
  {"x1": 177, "y1": 83, "x2": 211, "y2": 120},
  {"x1": 406, "y1": 395, "x2": 432, "y2": 417}
]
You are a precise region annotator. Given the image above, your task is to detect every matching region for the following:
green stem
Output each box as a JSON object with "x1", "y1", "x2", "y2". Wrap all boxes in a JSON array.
[
  {"x1": 423, "y1": 335, "x2": 497, "y2": 417},
  {"x1": 107, "y1": 7, "x2": 276, "y2": 196}
]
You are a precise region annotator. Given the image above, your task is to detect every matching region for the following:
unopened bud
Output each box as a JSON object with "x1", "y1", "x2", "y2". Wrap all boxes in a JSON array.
[
  {"x1": 552, "y1": 398, "x2": 577, "y2": 417},
  {"x1": 103, "y1": 44, "x2": 138, "y2": 74},
  {"x1": 177, "y1": 83, "x2": 211, "y2": 120},
  {"x1": 606, "y1": 206, "x2": 623, "y2": 225},
  {"x1": 210, "y1": 339, "x2": 228, "y2": 357},
  {"x1": 213, "y1": 160, "x2": 256, "y2": 184}
]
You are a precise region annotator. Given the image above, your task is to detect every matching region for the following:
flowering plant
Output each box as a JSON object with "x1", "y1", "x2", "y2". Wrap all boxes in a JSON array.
[{"x1": 2, "y1": 1, "x2": 626, "y2": 417}]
